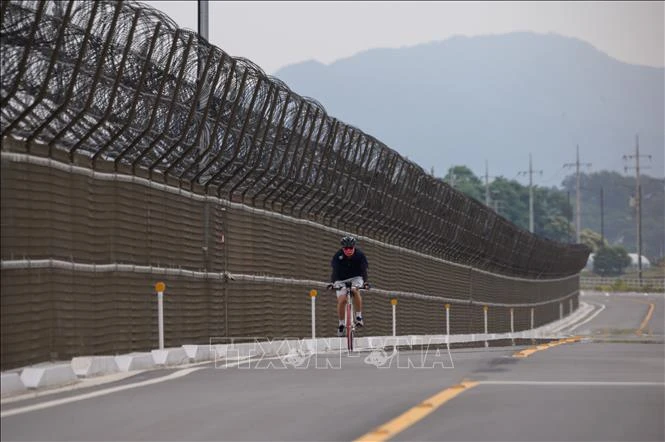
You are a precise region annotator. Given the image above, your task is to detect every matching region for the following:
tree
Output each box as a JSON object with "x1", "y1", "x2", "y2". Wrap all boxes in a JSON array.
[
  {"x1": 593, "y1": 245, "x2": 631, "y2": 276},
  {"x1": 445, "y1": 165, "x2": 484, "y2": 202},
  {"x1": 541, "y1": 215, "x2": 574, "y2": 243},
  {"x1": 580, "y1": 228, "x2": 608, "y2": 253}
]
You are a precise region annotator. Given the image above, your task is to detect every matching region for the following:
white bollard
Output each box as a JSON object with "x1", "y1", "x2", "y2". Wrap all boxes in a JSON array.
[
  {"x1": 391, "y1": 299, "x2": 397, "y2": 336},
  {"x1": 155, "y1": 282, "x2": 166, "y2": 350},
  {"x1": 510, "y1": 308, "x2": 514, "y2": 334},
  {"x1": 445, "y1": 304, "x2": 451, "y2": 345},
  {"x1": 559, "y1": 302, "x2": 563, "y2": 320},
  {"x1": 309, "y1": 290, "x2": 317, "y2": 340},
  {"x1": 530, "y1": 308, "x2": 534, "y2": 330},
  {"x1": 483, "y1": 306, "x2": 489, "y2": 348}
]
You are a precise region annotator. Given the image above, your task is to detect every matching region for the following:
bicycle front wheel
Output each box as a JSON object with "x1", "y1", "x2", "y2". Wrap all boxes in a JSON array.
[{"x1": 346, "y1": 303, "x2": 353, "y2": 352}]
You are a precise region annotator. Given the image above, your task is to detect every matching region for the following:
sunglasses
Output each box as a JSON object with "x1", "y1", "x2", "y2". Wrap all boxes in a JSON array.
[{"x1": 342, "y1": 247, "x2": 354, "y2": 251}]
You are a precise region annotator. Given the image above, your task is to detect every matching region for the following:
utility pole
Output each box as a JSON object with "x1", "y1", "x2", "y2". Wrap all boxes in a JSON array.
[
  {"x1": 518, "y1": 153, "x2": 543, "y2": 233},
  {"x1": 567, "y1": 191, "x2": 572, "y2": 243},
  {"x1": 600, "y1": 187, "x2": 604, "y2": 245},
  {"x1": 564, "y1": 145, "x2": 591, "y2": 243},
  {"x1": 447, "y1": 168, "x2": 457, "y2": 188},
  {"x1": 493, "y1": 200, "x2": 503, "y2": 215},
  {"x1": 485, "y1": 160, "x2": 490, "y2": 207},
  {"x1": 198, "y1": 0, "x2": 209, "y2": 41},
  {"x1": 623, "y1": 134, "x2": 652, "y2": 286}
]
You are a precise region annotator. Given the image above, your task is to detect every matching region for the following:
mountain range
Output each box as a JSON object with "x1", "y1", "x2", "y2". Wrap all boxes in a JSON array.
[{"x1": 273, "y1": 32, "x2": 664, "y2": 185}]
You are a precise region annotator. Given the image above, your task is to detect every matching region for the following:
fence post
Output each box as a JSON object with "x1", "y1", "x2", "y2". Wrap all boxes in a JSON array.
[
  {"x1": 155, "y1": 282, "x2": 166, "y2": 350},
  {"x1": 445, "y1": 304, "x2": 451, "y2": 344},
  {"x1": 309, "y1": 290, "x2": 317, "y2": 340},
  {"x1": 569, "y1": 297, "x2": 573, "y2": 314},
  {"x1": 559, "y1": 302, "x2": 563, "y2": 320},
  {"x1": 530, "y1": 307, "x2": 535, "y2": 330},
  {"x1": 483, "y1": 305, "x2": 489, "y2": 348},
  {"x1": 510, "y1": 308, "x2": 514, "y2": 334},
  {"x1": 391, "y1": 299, "x2": 398, "y2": 337}
]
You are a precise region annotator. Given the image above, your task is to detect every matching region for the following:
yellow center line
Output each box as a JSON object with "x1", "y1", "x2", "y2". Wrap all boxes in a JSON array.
[
  {"x1": 512, "y1": 336, "x2": 582, "y2": 358},
  {"x1": 633, "y1": 301, "x2": 655, "y2": 336},
  {"x1": 354, "y1": 381, "x2": 479, "y2": 442}
]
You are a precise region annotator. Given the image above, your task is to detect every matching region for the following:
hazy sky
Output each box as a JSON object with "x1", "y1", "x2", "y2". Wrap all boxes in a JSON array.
[{"x1": 143, "y1": 1, "x2": 664, "y2": 75}]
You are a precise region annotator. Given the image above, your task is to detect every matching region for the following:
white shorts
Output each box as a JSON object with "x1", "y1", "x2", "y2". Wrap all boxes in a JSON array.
[{"x1": 334, "y1": 277, "x2": 364, "y2": 298}]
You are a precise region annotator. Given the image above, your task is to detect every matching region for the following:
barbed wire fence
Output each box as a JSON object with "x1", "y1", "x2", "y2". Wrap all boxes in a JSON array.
[{"x1": 0, "y1": 0, "x2": 591, "y2": 369}]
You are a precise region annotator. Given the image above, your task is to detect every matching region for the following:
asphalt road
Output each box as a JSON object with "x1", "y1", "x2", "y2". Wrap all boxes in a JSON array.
[{"x1": 2, "y1": 292, "x2": 663, "y2": 441}]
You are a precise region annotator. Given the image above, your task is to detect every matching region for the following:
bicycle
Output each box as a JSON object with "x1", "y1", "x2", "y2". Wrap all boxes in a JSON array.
[{"x1": 329, "y1": 277, "x2": 368, "y2": 352}]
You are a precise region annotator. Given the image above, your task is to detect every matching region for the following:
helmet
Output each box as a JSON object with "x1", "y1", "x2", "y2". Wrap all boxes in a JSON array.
[{"x1": 340, "y1": 236, "x2": 356, "y2": 248}]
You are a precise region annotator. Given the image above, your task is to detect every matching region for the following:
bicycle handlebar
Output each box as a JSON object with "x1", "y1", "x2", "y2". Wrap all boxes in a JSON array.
[{"x1": 327, "y1": 280, "x2": 370, "y2": 290}]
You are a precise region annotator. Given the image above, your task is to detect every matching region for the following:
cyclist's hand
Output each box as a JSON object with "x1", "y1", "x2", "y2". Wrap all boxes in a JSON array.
[
  {"x1": 326, "y1": 283, "x2": 334, "y2": 290},
  {"x1": 363, "y1": 282, "x2": 371, "y2": 290}
]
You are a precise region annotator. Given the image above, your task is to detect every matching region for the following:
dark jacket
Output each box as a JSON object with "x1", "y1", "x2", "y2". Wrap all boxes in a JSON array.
[{"x1": 330, "y1": 248, "x2": 369, "y2": 282}]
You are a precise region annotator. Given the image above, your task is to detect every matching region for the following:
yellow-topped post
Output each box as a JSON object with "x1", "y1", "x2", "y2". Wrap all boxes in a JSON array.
[
  {"x1": 310, "y1": 290, "x2": 318, "y2": 340},
  {"x1": 483, "y1": 305, "x2": 489, "y2": 348},
  {"x1": 155, "y1": 282, "x2": 166, "y2": 350},
  {"x1": 445, "y1": 304, "x2": 451, "y2": 342},
  {"x1": 391, "y1": 298, "x2": 397, "y2": 336},
  {"x1": 510, "y1": 307, "x2": 515, "y2": 334}
]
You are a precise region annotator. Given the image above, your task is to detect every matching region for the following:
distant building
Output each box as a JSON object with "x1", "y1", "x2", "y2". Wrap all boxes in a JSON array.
[
  {"x1": 627, "y1": 253, "x2": 651, "y2": 269},
  {"x1": 585, "y1": 253, "x2": 651, "y2": 270}
]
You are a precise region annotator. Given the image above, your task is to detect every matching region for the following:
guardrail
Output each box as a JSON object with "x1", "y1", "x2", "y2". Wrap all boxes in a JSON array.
[{"x1": 580, "y1": 277, "x2": 664, "y2": 290}]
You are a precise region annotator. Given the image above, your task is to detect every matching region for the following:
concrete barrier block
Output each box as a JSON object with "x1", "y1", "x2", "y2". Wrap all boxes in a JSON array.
[
  {"x1": 303, "y1": 338, "x2": 329, "y2": 354},
  {"x1": 151, "y1": 348, "x2": 189, "y2": 366},
  {"x1": 319, "y1": 338, "x2": 337, "y2": 352},
  {"x1": 210, "y1": 344, "x2": 229, "y2": 360},
  {"x1": 223, "y1": 343, "x2": 259, "y2": 360},
  {"x1": 300, "y1": 339, "x2": 316, "y2": 354},
  {"x1": 368, "y1": 337, "x2": 389, "y2": 349},
  {"x1": 1, "y1": 372, "x2": 27, "y2": 396},
  {"x1": 182, "y1": 345, "x2": 212, "y2": 362},
  {"x1": 328, "y1": 338, "x2": 343, "y2": 351},
  {"x1": 20, "y1": 363, "x2": 77, "y2": 389},
  {"x1": 115, "y1": 352, "x2": 155, "y2": 372},
  {"x1": 71, "y1": 356, "x2": 119, "y2": 377},
  {"x1": 285, "y1": 339, "x2": 307, "y2": 355},
  {"x1": 255, "y1": 340, "x2": 281, "y2": 357}
]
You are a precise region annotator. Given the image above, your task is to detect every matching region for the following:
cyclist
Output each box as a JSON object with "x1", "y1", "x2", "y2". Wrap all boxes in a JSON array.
[{"x1": 328, "y1": 235, "x2": 370, "y2": 337}]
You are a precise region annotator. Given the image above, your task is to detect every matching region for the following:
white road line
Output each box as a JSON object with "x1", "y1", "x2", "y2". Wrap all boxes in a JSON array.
[
  {"x1": 549, "y1": 302, "x2": 595, "y2": 334},
  {"x1": 1, "y1": 371, "x2": 145, "y2": 405},
  {"x1": 568, "y1": 300, "x2": 606, "y2": 332},
  {"x1": 480, "y1": 381, "x2": 665, "y2": 386},
  {"x1": 0, "y1": 356, "x2": 286, "y2": 418},
  {"x1": 1, "y1": 358, "x2": 218, "y2": 405},
  {"x1": 0, "y1": 367, "x2": 203, "y2": 418}
]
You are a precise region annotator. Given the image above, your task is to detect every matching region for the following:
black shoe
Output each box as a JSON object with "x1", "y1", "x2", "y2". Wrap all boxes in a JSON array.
[
  {"x1": 355, "y1": 316, "x2": 364, "y2": 327},
  {"x1": 337, "y1": 325, "x2": 345, "y2": 337}
]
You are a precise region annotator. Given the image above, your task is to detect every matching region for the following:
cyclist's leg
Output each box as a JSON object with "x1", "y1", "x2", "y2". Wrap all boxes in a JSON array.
[
  {"x1": 336, "y1": 293, "x2": 347, "y2": 322},
  {"x1": 350, "y1": 277, "x2": 364, "y2": 319},
  {"x1": 336, "y1": 291, "x2": 347, "y2": 336},
  {"x1": 351, "y1": 287, "x2": 363, "y2": 315}
]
